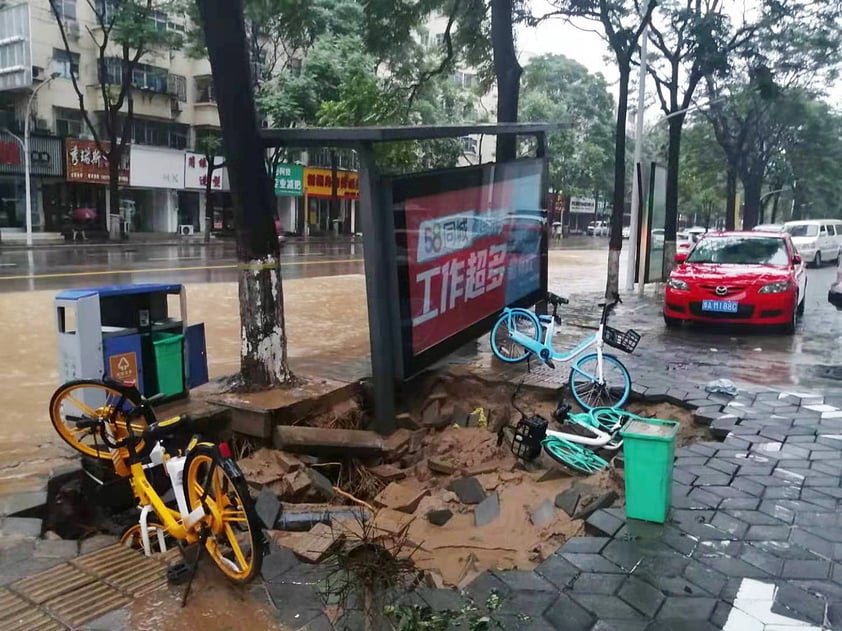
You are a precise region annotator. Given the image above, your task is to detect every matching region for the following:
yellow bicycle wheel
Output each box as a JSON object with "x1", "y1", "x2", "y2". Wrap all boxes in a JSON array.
[
  {"x1": 184, "y1": 445, "x2": 263, "y2": 584},
  {"x1": 119, "y1": 521, "x2": 171, "y2": 554},
  {"x1": 49, "y1": 380, "x2": 147, "y2": 460}
]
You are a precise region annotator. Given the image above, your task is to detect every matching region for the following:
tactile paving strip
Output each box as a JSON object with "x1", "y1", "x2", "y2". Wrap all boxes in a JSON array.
[
  {"x1": 11, "y1": 564, "x2": 96, "y2": 604},
  {"x1": 0, "y1": 589, "x2": 65, "y2": 631},
  {"x1": 71, "y1": 543, "x2": 168, "y2": 596}
]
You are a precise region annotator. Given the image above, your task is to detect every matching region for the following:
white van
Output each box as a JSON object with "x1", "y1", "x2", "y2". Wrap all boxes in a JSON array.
[{"x1": 783, "y1": 219, "x2": 842, "y2": 267}]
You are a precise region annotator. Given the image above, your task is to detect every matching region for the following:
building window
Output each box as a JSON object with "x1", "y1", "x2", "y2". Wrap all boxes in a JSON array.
[
  {"x1": 453, "y1": 71, "x2": 476, "y2": 89},
  {"x1": 55, "y1": 108, "x2": 84, "y2": 137},
  {"x1": 53, "y1": 49, "x2": 80, "y2": 80},
  {"x1": 435, "y1": 33, "x2": 444, "y2": 47},
  {"x1": 130, "y1": 118, "x2": 188, "y2": 149},
  {"x1": 195, "y1": 76, "x2": 216, "y2": 103},
  {"x1": 289, "y1": 57, "x2": 302, "y2": 76},
  {"x1": 101, "y1": 58, "x2": 168, "y2": 93},
  {"x1": 167, "y1": 19, "x2": 185, "y2": 34},
  {"x1": 50, "y1": 0, "x2": 76, "y2": 20},
  {"x1": 460, "y1": 136, "x2": 478, "y2": 154},
  {"x1": 149, "y1": 10, "x2": 167, "y2": 32},
  {"x1": 168, "y1": 74, "x2": 187, "y2": 102}
]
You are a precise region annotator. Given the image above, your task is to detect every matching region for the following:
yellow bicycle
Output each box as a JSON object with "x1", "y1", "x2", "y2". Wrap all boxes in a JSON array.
[{"x1": 49, "y1": 377, "x2": 264, "y2": 588}]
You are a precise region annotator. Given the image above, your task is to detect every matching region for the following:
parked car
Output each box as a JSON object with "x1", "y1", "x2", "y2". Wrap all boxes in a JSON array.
[
  {"x1": 664, "y1": 231, "x2": 807, "y2": 334},
  {"x1": 783, "y1": 219, "x2": 842, "y2": 268},
  {"x1": 829, "y1": 257, "x2": 842, "y2": 309},
  {"x1": 587, "y1": 220, "x2": 609, "y2": 236},
  {"x1": 753, "y1": 223, "x2": 784, "y2": 232}
]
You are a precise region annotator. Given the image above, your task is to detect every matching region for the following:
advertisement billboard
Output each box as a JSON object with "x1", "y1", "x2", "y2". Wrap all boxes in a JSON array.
[
  {"x1": 65, "y1": 139, "x2": 129, "y2": 185},
  {"x1": 392, "y1": 158, "x2": 547, "y2": 375}
]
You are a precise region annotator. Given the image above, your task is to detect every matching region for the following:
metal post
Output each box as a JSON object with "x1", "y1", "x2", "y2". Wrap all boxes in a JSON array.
[
  {"x1": 23, "y1": 75, "x2": 58, "y2": 247},
  {"x1": 357, "y1": 142, "x2": 396, "y2": 434},
  {"x1": 626, "y1": 22, "x2": 649, "y2": 293}
]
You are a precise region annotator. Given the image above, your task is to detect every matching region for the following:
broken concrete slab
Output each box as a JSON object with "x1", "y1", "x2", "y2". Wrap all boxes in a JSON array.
[
  {"x1": 274, "y1": 522, "x2": 340, "y2": 563},
  {"x1": 255, "y1": 487, "x2": 282, "y2": 529},
  {"x1": 0, "y1": 517, "x2": 42, "y2": 538},
  {"x1": 0, "y1": 491, "x2": 47, "y2": 518},
  {"x1": 396, "y1": 413, "x2": 421, "y2": 431},
  {"x1": 448, "y1": 477, "x2": 487, "y2": 505},
  {"x1": 306, "y1": 468, "x2": 336, "y2": 500},
  {"x1": 33, "y1": 538, "x2": 78, "y2": 559},
  {"x1": 572, "y1": 491, "x2": 619, "y2": 521},
  {"x1": 427, "y1": 509, "x2": 453, "y2": 527},
  {"x1": 428, "y1": 458, "x2": 457, "y2": 475},
  {"x1": 474, "y1": 493, "x2": 501, "y2": 527},
  {"x1": 462, "y1": 462, "x2": 498, "y2": 477},
  {"x1": 367, "y1": 464, "x2": 407, "y2": 482},
  {"x1": 374, "y1": 482, "x2": 430, "y2": 514},
  {"x1": 421, "y1": 400, "x2": 441, "y2": 425},
  {"x1": 273, "y1": 426, "x2": 383, "y2": 457},
  {"x1": 530, "y1": 500, "x2": 556, "y2": 527},
  {"x1": 555, "y1": 488, "x2": 582, "y2": 517},
  {"x1": 384, "y1": 429, "x2": 412, "y2": 457}
]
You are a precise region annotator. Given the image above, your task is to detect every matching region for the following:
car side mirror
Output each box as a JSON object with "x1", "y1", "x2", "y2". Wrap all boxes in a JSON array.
[
  {"x1": 674, "y1": 252, "x2": 689, "y2": 264},
  {"x1": 792, "y1": 254, "x2": 802, "y2": 265}
]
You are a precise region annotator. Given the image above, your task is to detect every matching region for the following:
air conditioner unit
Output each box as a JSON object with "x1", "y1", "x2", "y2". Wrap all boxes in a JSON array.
[
  {"x1": 178, "y1": 224, "x2": 194, "y2": 236},
  {"x1": 65, "y1": 21, "x2": 80, "y2": 41}
]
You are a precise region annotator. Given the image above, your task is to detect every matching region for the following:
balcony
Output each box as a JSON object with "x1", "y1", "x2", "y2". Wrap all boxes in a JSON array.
[
  {"x1": 86, "y1": 84, "x2": 179, "y2": 119},
  {"x1": 192, "y1": 102, "x2": 219, "y2": 128}
]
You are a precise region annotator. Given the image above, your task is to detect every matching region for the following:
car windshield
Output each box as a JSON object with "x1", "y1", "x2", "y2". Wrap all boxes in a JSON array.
[
  {"x1": 687, "y1": 236, "x2": 789, "y2": 266},
  {"x1": 786, "y1": 224, "x2": 818, "y2": 237}
]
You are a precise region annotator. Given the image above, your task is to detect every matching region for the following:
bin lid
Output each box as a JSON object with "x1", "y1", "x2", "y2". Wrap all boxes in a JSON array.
[
  {"x1": 56, "y1": 283, "x2": 182, "y2": 301},
  {"x1": 621, "y1": 418, "x2": 679, "y2": 439}
]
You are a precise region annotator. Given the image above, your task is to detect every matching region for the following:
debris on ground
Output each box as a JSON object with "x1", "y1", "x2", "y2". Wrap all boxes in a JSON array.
[{"x1": 705, "y1": 378, "x2": 738, "y2": 396}]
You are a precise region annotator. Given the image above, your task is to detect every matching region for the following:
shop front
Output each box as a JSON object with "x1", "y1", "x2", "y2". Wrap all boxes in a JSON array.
[
  {"x1": 65, "y1": 138, "x2": 130, "y2": 234},
  {"x1": 127, "y1": 145, "x2": 184, "y2": 233},
  {"x1": 274, "y1": 163, "x2": 303, "y2": 235},
  {"x1": 303, "y1": 166, "x2": 360, "y2": 236},
  {"x1": 184, "y1": 151, "x2": 231, "y2": 234},
  {"x1": 0, "y1": 135, "x2": 64, "y2": 231}
]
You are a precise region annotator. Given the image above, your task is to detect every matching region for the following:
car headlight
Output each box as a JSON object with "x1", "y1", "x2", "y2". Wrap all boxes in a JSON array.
[
  {"x1": 667, "y1": 278, "x2": 688, "y2": 290},
  {"x1": 759, "y1": 281, "x2": 792, "y2": 294}
]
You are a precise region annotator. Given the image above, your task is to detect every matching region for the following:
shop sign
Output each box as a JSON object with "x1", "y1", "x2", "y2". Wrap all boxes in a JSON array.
[
  {"x1": 66, "y1": 139, "x2": 129, "y2": 185},
  {"x1": 569, "y1": 197, "x2": 596, "y2": 214},
  {"x1": 0, "y1": 136, "x2": 63, "y2": 177},
  {"x1": 274, "y1": 163, "x2": 303, "y2": 196},
  {"x1": 129, "y1": 145, "x2": 184, "y2": 189},
  {"x1": 109, "y1": 352, "x2": 138, "y2": 384},
  {"x1": 304, "y1": 167, "x2": 360, "y2": 199},
  {"x1": 184, "y1": 152, "x2": 227, "y2": 190},
  {"x1": 392, "y1": 159, "x2": 546, "y2": 376}
]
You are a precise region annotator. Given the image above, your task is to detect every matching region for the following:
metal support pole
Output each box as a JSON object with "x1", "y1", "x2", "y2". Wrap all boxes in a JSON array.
[
  {"x1": 626, "y1": 23, "x2": 649, "y2": 293},
  {"x1": 358, "y1": 142, "x2": 396, "y2": 434}
]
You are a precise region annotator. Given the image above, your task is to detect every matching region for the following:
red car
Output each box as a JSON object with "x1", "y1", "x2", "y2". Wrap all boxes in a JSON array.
[{"x1": 664, "y1": 231, "x2": 807, "y2": 334}]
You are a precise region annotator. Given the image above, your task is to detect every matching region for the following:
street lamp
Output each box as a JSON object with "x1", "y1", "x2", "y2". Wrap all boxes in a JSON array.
[{"x1": 15, "y1": 72, "x2": 60, "y2": 247}]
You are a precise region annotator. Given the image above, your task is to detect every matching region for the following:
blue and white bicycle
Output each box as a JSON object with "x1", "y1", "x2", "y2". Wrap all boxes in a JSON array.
[{"x1": 490, "y1": 292, "x2": 639, "y2": 410}]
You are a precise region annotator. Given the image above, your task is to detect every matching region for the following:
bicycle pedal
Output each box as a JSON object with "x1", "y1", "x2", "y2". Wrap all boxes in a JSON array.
[{"x1": 167, "y1": 561, "x2": 193, "y2": 585}]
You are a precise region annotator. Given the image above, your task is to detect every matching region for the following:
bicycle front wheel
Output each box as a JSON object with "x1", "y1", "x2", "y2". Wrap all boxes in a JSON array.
[
  {"x1": 568, "y1": 353, "x2": 631, "y2": 411},
  {"x1": 491, "y1": 309, "x2": 541, "y2": 363},
  {"x1": 184, "y1": 444, "x2": 264, "y2": 584},
  {"x1": 49, "y1": 380, "x2": 146, "y2": 460}
]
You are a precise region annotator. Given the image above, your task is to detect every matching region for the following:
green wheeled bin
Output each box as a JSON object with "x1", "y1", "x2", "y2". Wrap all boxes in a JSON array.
[
  {"x1": 152, "y1": 332, "x2": 185, "y2": 397},
  {"x1": 619, "y1": 417, "x2": 680, "y2": 523}
]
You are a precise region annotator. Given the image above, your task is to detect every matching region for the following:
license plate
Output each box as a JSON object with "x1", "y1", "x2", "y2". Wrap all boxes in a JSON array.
[{"x1": 702, "y1": 300, "x2": 738, "y2": 313}]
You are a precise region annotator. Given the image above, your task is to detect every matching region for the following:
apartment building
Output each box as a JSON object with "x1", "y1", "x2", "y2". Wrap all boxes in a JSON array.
[{"x1": 0, "y1": 0, "x2": 238, "y2": 237}]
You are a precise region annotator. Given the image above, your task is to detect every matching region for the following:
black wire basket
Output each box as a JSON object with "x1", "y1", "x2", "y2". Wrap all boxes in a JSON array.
[{"x1": 602, "y1": 326, "x2": 641, "y2": 354}]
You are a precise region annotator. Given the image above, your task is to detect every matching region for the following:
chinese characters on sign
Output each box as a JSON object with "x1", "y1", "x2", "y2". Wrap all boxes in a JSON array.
[
  {"x1": 274, "y1": 163, "x2": 304, "y2": 196},
  {"x1": 304, "y1": 167, "x2": 360, "y2": 199},
  {"x1": 184, "y1": 152, "x2": 226, "y2": 190},
  {"x1": 65, "y1": 139, "x2": 129, "y2": 185},
  {"x1": 394, "y1": 159, "x2": 546, "y2": 364}
]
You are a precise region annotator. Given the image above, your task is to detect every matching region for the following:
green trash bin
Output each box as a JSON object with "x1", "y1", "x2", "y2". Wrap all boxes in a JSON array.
[
  {"x1": 619, "y1": 417, "x2": 680, "y2": 523},
  {"x1": 152, "y1": 332, "x2": 185, "y2": 396}
]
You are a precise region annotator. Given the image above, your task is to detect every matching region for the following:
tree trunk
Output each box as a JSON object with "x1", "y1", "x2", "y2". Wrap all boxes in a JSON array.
[
  {"x1": 605, "y1": 63, "x2": 630, "y2": 298},
  {"x1": 330, "y1": 150, "x2": 338, "y2": 236},
  {"x1": 725, "y1": 166, "x2": 737, "y2": 231},
  {"x1": 490, "y1": 0, "x2": 521, "y2": 161},
  {"x1": 662, "y1": 115, "x2": 684, "y2": 277},
  {"x1": 108, "y1": 153, "x2": 121, "y2": 239},
  {"x1": 198, "y1": 0, "x2": 294, "y2": 390},
  {"x1": 770, "y1": 192, "x2": 780, "y2": 224},
  {"x1": 741, "y1": 172, "x2": 763, "y2": 230},
  {"x1": 204, "y1": 164, "x2": 214, "y2": 243}
]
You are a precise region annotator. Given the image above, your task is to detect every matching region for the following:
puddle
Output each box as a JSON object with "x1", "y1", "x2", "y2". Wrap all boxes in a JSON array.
[{"x1": 722, "y1": 579, "x2": 823, "y2": 630}]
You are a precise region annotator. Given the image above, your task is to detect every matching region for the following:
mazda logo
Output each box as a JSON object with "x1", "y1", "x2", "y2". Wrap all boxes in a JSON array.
[{"x1": 715, "y1": 286, "x2": 728, "y2": 296}]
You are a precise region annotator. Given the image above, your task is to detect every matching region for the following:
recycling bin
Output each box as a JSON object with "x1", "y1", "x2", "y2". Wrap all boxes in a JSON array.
[
  {"x1": 619, "y1": 417, "x2": 680, "y2": 523},
  {"x1": 55, "y1": 283, "x2": 208, "y2": 401}
]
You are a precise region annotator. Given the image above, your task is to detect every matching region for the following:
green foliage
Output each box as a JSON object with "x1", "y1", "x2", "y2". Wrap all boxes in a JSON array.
[
  {"x1": 385, "y1": 591, "x2": 530, "y2": 630},
  {"x1": 518, "y1": 54, "x2": 614, "y2": 198},
  {"x1": 678, "y1": 120, "x2": 727, "y2": 224}
]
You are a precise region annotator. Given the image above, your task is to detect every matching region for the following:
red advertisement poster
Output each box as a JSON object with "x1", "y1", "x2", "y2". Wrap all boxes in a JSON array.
[{"x1": 404, "y1": 183, "x2": 515, "y2": 355}]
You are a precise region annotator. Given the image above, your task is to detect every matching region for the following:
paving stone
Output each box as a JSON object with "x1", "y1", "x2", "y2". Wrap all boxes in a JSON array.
[
  {"x1": 474, "y1": 493, "x2": 500, "y2": 527},
  {"x1": 729, "y1": 477, "x2": 766, "y2": 498},
  {"x1": 534, "y1": 554, "x2": 580, "y2": 590},
  {"x1": 586, "y1": 509, "x2": 624, "y2": 538},
  {"x1": 685, "y1": 488, "x2": 721, "y2": 509},
  {"x1": 672, "y1": 469, "x2": 697, "y2": 486},
  {"x1": 426, "y1": 509, "x2": 453, "y2": 526},
  {"x1": 266, "y1": 583, "x2": 323, "y2": 628},
  {"x1": 448, "y1": 477, "x2": 486, "y2": 505},
  {"x1": 706, "y1": 459, "x2": 740, "y2": 476},
  {"x1": 0, "y1": 517, "x2": 42, "y2": 538},
  {"x1": 554, "y1": 487, "x2": 581, "y2": 516},
  {"x1": 79, "y1": 534, "x2": 119, "y2": 555},
  {"x1": 464, "y1": 570, "x2": 511, "y2": 608},
  {"x1": 727, "y1": 508, "x2": 787, "y2": 526},
  {"x1": 744, "y1": 524, "x2": 791, "y2": 541},
  {"x1": 692, "y1": 472, "x2": 734, "y2": 487},
  {"x1": 693, "y1": 407, "x2": 722, "y2": 426},
  {"x1": 827, "y1": 602, "x2": 842, "y2": 630},
  {"x1": 0, "y1": 491, "x2": 47, "y2": 517},
  {"x1": 710, "y1": 512, "x2": 749, "y2": 539},
  {"x1": 33, "y1": 538, "x2": 78, "y2": 559},
  {"x1": 709, "y1": 602, "x2": 764, "y2": 631},
  {"x1": 560, "y1": 537, "x2": 610, "y2": 554},
  {"x1": 719, "y1": 497, "x2": 761, "y2": 510},
  {"x1": 781, "y1": 559, "x2": 832, "y2": 579},
  {"x1": 698, "y1": 556, "x2": 772, "y2": 579},
  {"x1": 572, "y1": 491, "x2": 619, "y2": 521},
  {"x1": 774, "y1": 582, "x2": 828, "y2": 625},
  {"x1": 542, "y1": 593, "x2": 596, "y2": 631},
  {"x1": 415, "y1": 587, "x2": 465, "y2": 612},
  {"x1": 655, "y1": 597, "x2": 717, "y2": 620},
  {"x1": 762, "y1": 485, "x2": 802, "y2": 500},
  {"x1": 568, "y1": 594, "x2": 647, "y2": 621},
  {"x1": 561, "y1": 553, "x2": 624, "y2": 574},
  {"x1": 793, "y1": 578, "x2": 842, "y2": 602},
  {"x1": 591, "y1": 621, "x2": 648, "y2": 631},
  {"x1": 739, "y1": 545, "x2": 784, "y2": 577},
  {"x1": 618, "y1": 576, "x2": 665, "y2": 618},
  {"x1": 255, "y1": 487, "x2": 282, "y2": 529},
  {"x1": 755, "y1": 538, "x2": 825, "y2": 561},
  {"x1": 530, "y1": 500, "x2": 556, "y2": 527},
  {"x1": 757, "y1": 501, "x2": 797, "y2": 524},
  {"x1": 675, "y1": 456, "x2": 709, "y2": 467},
  {"x1": 569, "y1": 573, "x2": 626, "y2": 595},
  {"x1": 492, "y1": 570, "x2": 555, "y2": 593},
  {"x1": 600, "y1": 540, "x2": 647, "y2": 572},
  {"x1": 794, "y1": 511, "x2": 840, "y2": 528}
]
